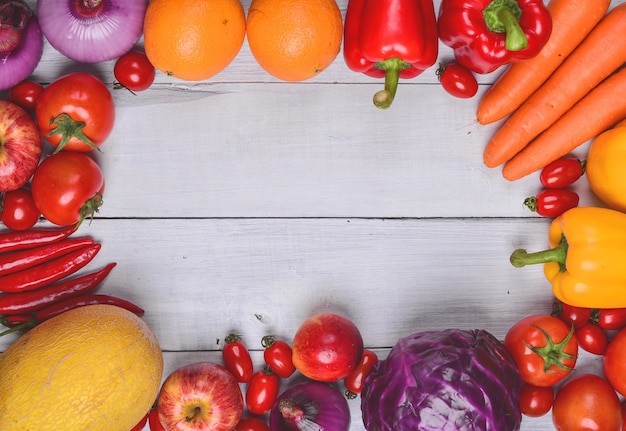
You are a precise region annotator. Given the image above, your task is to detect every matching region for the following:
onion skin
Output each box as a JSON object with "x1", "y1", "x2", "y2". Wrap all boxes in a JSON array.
[
  {"x1": 0, "y1": 5, "x2": 43, "y2": 91},
  {"x1": 37, "y1": 0, "x2": 148, "y2": 63},
  {"x1": 269, "y1": 381, "x2": 350, "y2": 431}
]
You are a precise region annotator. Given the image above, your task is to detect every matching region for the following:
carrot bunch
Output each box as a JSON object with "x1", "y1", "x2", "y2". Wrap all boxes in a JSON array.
[{"x1": 477, "y1": 0, "x2": 626, "y2": 181}]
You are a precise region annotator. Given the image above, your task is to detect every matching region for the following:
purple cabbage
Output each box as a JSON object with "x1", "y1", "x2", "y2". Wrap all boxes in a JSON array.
[{"x1": 361, "y1": 329, "x2": 522, "y2": 431}]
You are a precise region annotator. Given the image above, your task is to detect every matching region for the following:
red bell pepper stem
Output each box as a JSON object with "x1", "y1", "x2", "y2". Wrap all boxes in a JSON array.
[
  {"x1": 484, "y1": 0, "x2": 528, "y2": 51},
  {"x1": 373, "y1": 58, "x2": 412, "y2": 109},
  {"x1": 0, "y1": 262, "x2": 116, "y2": 315}
]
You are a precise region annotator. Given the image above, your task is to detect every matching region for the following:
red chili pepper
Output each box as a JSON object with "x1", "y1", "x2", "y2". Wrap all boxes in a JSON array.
[
  {"x1": 0, "y1": 262, "x2": 116, "y2": 315},
  {"x1": 438, "y1": 0, "x2": 552, "y2": 74},
  {"x1": 0, "y1": 243, "x2": 101, "y2": 292},
  {"x1": 0, "y1": 294, "x2": 144, "y2": 337},
  {"x1": 0, "y1": 237, "x2": 95, "y2": 276},
  {"x1": 344, "y1": 349, "x2": 379, "y2": 398},
  {"x1": 0, "y1": 224, "x2": 76, "y2": 254},
  {"x1": 0, "y1": 314, "x2": 33, "y2": 328},
  {"x1": 343, "y1": 0, "x2": 438, "y2": 109}
]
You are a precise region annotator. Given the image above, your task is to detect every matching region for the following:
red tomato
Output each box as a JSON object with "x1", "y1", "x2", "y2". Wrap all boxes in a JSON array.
[
  {"x1": 130, "y1": 412, "x2": 149, "y2": 431},
  {"x1": 519, "y1": 383, "x2": 553, "y2": 418},
  {"x1": 344, "y1": 349, "x2": 378, "y2": 396},
  {"x1": 114, "y1": 51, "x2": 156, "y2": 92},
  {"x1": 291, "y1": 313, "x2": 364, "y2": 382},
  {"x1": 524, "y1": 189, "x2": 579, "y2": 218},
  {"x1": 261, "y1": 335, "x2": 296, "y2": 379},
  {"x1": 504, "y1": 314, "x2": 578, "y2": 387},
  {"x1": 30, "y1": 152, "x2": 105, "y2": 227},
  {"x1": 1, "y1": 187, "x2": 40, "y2": 230},
  {"x1": 8, "y1": 80, "x2": 44, "y2": 111},
  {"x1": 603, "y1": 326, "x2": 626, "y2": 398},
  {"x1": 223, "y1": 334, "x2": 254, "y2": 383},
  {"x1": 436, "y1": 62, "x2": 478, "y2": 99},
  {"x1": 35, "y1": 72, "x2": 115, "y2": 152},
  {"x1": 235, "y1": 416, "x2": 270, "y2": 431},
  {"x1": 148, "y1": 408, "x2": 167, "y2": 431},
  {"x1": 594, "y1": 308, "x2": 626, "y2": 331},
  {"x1": 575, "y1": 322, "x2": 608, "y2": 355},
  {"x1": 552, "y1": 301, "x2": 592, "y2": 330},
  {"x1": 540, "y1": 157, "x2": 585, "y2": 189},
  {"x1": 552, "y1": 374, "x2": 622, "y2": 431},
  {"x1": 245, "y1": 368, "x2": 280, "y2": 415}
]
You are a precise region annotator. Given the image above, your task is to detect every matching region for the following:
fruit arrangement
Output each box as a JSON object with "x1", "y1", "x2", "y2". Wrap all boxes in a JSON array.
[{"x1": 2, "y1": 0, "x2": 626, "y2": 430}]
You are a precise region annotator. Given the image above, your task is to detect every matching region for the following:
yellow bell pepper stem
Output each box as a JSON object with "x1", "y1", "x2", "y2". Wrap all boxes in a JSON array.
[{"x1": 510, "y1": 236, "x2": 567, "y2": 270}]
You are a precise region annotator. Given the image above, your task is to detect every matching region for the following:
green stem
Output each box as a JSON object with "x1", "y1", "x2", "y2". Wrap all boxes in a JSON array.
[
  {"x1": 373, "y1": 58, "x2": 411, "y2": 110},
  {"x1": 0, "y1": 318, "x2": 36, "y2": 337},
  {"x1": 510, "y1": 235, "x2": 568, "y2": 269},
  {"x1": 46, "y1": 113, "x2": 100, "y2": 153},
  {"x1": 483, "y1": 0, "x2": 528, "y2": 51}
]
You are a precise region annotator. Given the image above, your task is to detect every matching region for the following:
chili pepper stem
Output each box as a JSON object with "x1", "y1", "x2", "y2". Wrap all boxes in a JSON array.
[
  {"x1": 0, "y1": 318, "x2": 36, "y2": 337},
  {"x1": 483, "y1": 0, "x2": 528, "y2": 51},
  {"x1": 510, "y1": 235, "x2": 568, "y2": 268},
  {"x1": 373, "y1": 58, "x2": 411, "y2": 109}
]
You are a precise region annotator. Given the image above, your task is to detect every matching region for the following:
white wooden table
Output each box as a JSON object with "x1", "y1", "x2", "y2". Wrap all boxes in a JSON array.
[{"x1": 2, "y1": 1, "x2": 622, "y2": 429}]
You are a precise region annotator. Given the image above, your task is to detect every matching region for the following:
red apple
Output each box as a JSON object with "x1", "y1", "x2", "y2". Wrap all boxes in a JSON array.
[
  {"x1": 0, "y1": 100, "x2": 42, "y2": 192},
  {"x1": 157, "y1": 362, "x2": 244, "y2": 431},
  {"x1": 291, "y1": 313, "x2": 364, "y2": 382}
]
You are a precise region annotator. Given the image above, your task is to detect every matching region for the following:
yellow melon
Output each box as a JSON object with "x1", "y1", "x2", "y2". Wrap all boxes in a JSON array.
[{"x1": 0, "y1": 304, "x2": 164, "y2": 431}]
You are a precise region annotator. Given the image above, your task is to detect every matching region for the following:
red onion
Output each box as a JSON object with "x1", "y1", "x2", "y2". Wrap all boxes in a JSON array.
[
  {"x1": 0, "y1": 1, "x2": 43, "y2": 91},
  {"x1": 269, "y1": 381, "x2": 351, "y2": 431},
  {"x1": 37, "y1": 0, "x2": 148, "y2": 63}
]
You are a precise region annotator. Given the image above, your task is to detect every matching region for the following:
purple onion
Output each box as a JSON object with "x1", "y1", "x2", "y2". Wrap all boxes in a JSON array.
[
  {"x1": 37, "y1": 0, "x2": 148, "y2": 63},
  {"x1": 269, "y1": 381, "x2": 350, "y2": 431},
  {"x1": 0, "y1": 1, "x2": 43, "y2": 91}
]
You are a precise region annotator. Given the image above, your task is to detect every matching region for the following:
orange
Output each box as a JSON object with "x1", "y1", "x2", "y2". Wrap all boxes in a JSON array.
[
  {"x1": 143, "y1": 0, "x2": 246, "y2": 81},
  {"x1": 246, "y1": 0, "x2": 343, "y2": 82}
]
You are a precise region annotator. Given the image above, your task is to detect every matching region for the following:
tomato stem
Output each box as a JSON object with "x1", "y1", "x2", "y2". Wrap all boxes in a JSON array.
[
  {"x1": 46, "y1": 113, "x2": 100, "y2": 153},
  {"x1": 77, "y1": 192, "x2": 103, "y2": 229},
  {"x1": 524, "y1": 324, "x2": 577, "y2": 372}
]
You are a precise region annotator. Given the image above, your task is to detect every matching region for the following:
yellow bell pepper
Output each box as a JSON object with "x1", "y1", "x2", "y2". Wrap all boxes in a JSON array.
[
  {"x1": 587, "y1": 124, "x2": 626, "y2": 213},
  {"x1": 510, "y1": 206, "x2": 626, "y2": 309}
]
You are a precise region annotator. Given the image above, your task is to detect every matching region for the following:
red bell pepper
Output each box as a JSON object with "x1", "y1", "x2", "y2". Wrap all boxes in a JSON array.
[
  {"x1": 438, "y1": 0, "x2": 552, "y2": 74},
  {"x1": 343, "y1": 0, "x2": 438, "y2": 109}
]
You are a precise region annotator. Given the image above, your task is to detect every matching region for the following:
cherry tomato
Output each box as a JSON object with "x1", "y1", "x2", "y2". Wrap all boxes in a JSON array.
[
  {"x1": 552, "y1": 300, "x2": 592, "y2": 330},
  {"x1": 148, "y1": 408, "x2": 167, "y2": 431},
  {"x1": 261, "y1": 335, "x2": 296, "y2": 379},
  {"x1": 603, "y1": 326, "x2": 626, "y2": 398},
  {"x1": 8, "y1": 80, "x2": 44, "y2": 111},
  {"x1": 593, "y1": 308, "x2": 626, "y2": 331},
  {"x1": 524, "y1": 189, "x2": 579, "y2": 218},
  {"x1": 575, "y1": 322, "x2": 608, "y2": 355},
  {"x1": 436, "y1": 62, "x2": 478, "y2": 99},
  {"x1": 504, "y1": 314, "x2": 578, "y2": 387},
  {"x1": 114, "y1": 51, "x2": 156, "y2": 92},
  {"x1": 35, "y1": 72, "x2": 115, "y2": 152},
  {"x1": 222, "y1": 334, "x2": 254, "y2": 383},
  {"x1": 245, "y1": 368, "x2": 280, "y2": 415},
  {"x1": 540, "y1": 157, "x2": 585, "y2": 189},
  {"x1": 130, "y1": 412, "x2": 149, "y2": 431},
  {"x1": 344, "y1": 349, "x2": 378, "y2": 397},
  {"x1": 1, "y1": 187, "x2": 40, "y2": 230},
  {"x1": 30, "y1": 152, "x2": 105, "y2": 227},
  {"x1": 235, "y1": 416, "x2": 270, "y2": 431},
  {"x1": 519, "y1": 383, "x2": 553, "y2": 417},
  {"x1": 552, "y1": 374, "x2": 622, "y2": 431}
]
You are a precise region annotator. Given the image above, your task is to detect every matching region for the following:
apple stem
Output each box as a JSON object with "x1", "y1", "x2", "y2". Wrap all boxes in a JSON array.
[{"x1": 185, "y1": 406, "x2": 202, "y2": 422}]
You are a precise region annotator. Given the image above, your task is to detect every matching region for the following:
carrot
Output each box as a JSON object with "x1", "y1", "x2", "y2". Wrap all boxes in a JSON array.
[
  {"x1": 502, "y1": 67, "x2": 626, "y2": 181},
  {"x1": 476, "y1": 0, "x2": 611, "y2": 125},
  {"x1": 482, "y1": 2, "x2": 626, "y2": 169}
]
